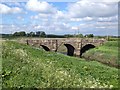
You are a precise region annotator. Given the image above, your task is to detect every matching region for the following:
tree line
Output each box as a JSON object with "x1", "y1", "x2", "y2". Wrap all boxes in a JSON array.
[
  {"x1": 12, "y1": 31, "x2": 46, "y2": 37},
  {"x1": 1, "y1": 31, "x2": 119, "y2": 40},
  {"x1": 10, "y1": 31, "x2": 94, "y2": 38}
]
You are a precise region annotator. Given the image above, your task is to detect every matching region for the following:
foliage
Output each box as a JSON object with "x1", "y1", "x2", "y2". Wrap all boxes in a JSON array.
[
  {"x1": 13, "y1": 31, "x2": 26, "y2": 36},
  {"x1": 2, "y1": 41, "x2": 118, "y2": 88},
  {"x1": 75, "y1": 34, "x2": 83, "y2": 38},
  {"x1": 36, "y1": 31, "x2": 46, "y2": 37},
  {"x1": 29, "y1": 32, "x2": 35, "y2": 37},
  {"x1": 64, "y1": 34, "x2": 74, "y2": 38},
  {"x1": 64, "y1": 34, "x2": 83, "y2": 38},
  {"x1": 40, "y1": 32, "x2": 46, "y2": 37},
  {"x1": 108, "y1": 38, "x2": 120, "y2": 41},
  {"x1": 82, "y1": 41, "x2": 119, "y2": 68},
  {"x1": 85, "y1": 34, "x2": 94, "y2": 38}
]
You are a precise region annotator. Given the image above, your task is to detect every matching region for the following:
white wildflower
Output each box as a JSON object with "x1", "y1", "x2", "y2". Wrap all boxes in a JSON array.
[
  {"x1": 64, "y1": 71, "x2": 67, "y2": 76},
  {"x1": 90, "y1": 86, "x2": 95, "y2": 88},
  {"x1": 110, "y1": 85, "x2": 113, "y2": 88},
  {"x1": 68, "y1": 75, "x2": 71, "y2": 77},
  {"x1": 61, "y1": 78, "x2": 64, "y2": 81}
]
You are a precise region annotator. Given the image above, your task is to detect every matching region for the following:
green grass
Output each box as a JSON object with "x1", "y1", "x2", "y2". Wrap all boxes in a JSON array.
[
  {"x1": 82, "y1": 41, "x2": 119, "y2": 68},
  {"x1": 2, "y1": 41, "x2": 119, "y2": 88},
  {"x1": 108, "y1": 37, "x2": 120, "y2": 41}
]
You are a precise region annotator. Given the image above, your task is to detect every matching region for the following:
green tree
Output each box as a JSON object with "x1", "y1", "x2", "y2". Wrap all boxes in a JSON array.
[
  {"x1": 19, "y1": 31, "x2": 26, "y2": 36},
  {"x1": 40, "y1": 31, "x2": 46, "y2": 37},
  {"x1": 29, "y1": 32, "x2": 35, "y2": 37},
  {"x1": 76, "y1": 34, "x2": 83, "y2": 38},
  {"x1": 36, "y1": 31, "x2": 46, "y2": 37},
  {"x1": 13, "y1": 32, "x2": 19, "y2": 36},
  {"x1": 85, "y1": 34, "x2": 94, "y2": 38},
  {"x1": 64, "y1": 34, "x2": 74, "y2": 38},
  {"x1": 13, "y1": 31, "x2": 26, "y2": 36}
]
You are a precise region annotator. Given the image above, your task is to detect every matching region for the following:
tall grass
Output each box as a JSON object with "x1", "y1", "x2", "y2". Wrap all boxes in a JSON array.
[{"x1": 82, "y1": 41, "x2": 119, "y2": 68}]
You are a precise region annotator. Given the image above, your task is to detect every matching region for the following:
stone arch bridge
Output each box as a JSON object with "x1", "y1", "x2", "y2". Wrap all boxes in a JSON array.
[{"x1": 21, "y1": 38, "x2": 106, "y2": 57}]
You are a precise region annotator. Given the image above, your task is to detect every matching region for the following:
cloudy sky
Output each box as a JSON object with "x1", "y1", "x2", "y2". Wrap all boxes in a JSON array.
[{"x1": 0, "y1": 0, "x2": 119, "y2": 36}]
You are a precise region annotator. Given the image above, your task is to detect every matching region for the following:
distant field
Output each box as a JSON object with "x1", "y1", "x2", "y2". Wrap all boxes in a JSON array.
[
  {"x1": 82, "y1": 41, "x2": 119, "y2": 68},
  {"x1": 2, "y1": 41, "x2": 118, "y2": 88}
]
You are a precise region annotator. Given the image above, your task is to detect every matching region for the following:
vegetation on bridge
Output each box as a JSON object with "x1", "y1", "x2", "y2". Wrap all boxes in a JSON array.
[{"x1": 2, "y1": 41, "x2": 118, "y2": 88}]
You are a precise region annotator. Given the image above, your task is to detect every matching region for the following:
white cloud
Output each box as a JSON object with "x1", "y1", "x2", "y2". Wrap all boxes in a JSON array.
[
  {"x1": 70, "y1": 17, "x2": 94, "y2": 22},
  {"x1": 72, "y1": 26, "x2": 79, "y2": 30},
  {"x1": 34, "y1": 25, "x2": 44, "y2": 30},
  {"x1": 54, "y1": 11, "x2": 68, "y2": 20},
  {"x1": 27, "y1": 1, "x2": 118, "y2": 35},
  {"x1": 0, "y1": 3, "x2": 22, "y2": 14},
  {"x1": 12, "y1": 7, "x2": 22, "y2": 13},
  {"x1": 70, "y1": 18, "x2": 82, "y2": 22},
  {"x1": 17, "y1": 16, "x2": 24, "y2": 21},
  {"x1": 98, "y1": 16, "x2": 118, "y2": 22},
  {"x1": 26, "y1": 0, "x2": 57, "y2": 14},
  {"x1": 68, "y1": 1, "x2": 118, "y2": 18},
  {"x1": 78, "y1": 21, "x2": 118, "y2": 31},
  {"x1": 1, "y1": 0, "x2": 120, "y2": 2},
  {"x1": 0, "y1": 3, "x2": 11, "y2": 14},
  {"x1": 83, "y1": 17, "x2": 93, "y2": 21},
  {"x1": 37, "y1": 13, "x2": 53, "y2": 19},
  {"x1": 31, "y1": 15, "x2": 39, "y2": 19},
  {"x1": 79, "y1": 0, "x2": 120, "y2": 2}
]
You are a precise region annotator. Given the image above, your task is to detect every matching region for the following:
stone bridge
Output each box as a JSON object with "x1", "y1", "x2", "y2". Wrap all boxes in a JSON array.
[{"x1": 21, "y1": 38, "x2": 106, "y2": 57}]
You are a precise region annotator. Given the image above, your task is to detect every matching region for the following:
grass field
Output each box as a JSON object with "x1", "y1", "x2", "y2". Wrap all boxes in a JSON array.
[
  {"x1": 2, "y1": 41, "x2": 119, "y2": 88},
  {"x1": 82, "y1": 41, "x2": 119, "y2": 68}
]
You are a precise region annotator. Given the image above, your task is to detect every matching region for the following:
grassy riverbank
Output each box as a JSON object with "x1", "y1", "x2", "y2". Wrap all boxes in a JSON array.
[
  {"x1": 82, "y1": 41, "x2": 119, "y2": 68},
  {"x1": 2, "y1": 41, "x2": 118, "y2": 88}
]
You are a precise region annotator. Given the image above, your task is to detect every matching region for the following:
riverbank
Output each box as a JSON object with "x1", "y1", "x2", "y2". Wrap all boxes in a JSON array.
[{"x1": 2, "y1": 41, "x2": 118, "y2": 88}]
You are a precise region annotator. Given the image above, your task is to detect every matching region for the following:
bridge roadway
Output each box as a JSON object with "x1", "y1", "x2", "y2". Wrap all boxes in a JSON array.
[{"x1": 20, "y1": 38, "x2": 106, "y2": 57}]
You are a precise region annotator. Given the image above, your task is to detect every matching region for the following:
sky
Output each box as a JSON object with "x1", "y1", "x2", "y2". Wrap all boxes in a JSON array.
[{"x1": 0, "y1": 0, "x2": 119, "y2": 36}]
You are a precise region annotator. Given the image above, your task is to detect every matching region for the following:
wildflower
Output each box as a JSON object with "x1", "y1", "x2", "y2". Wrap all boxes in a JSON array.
[
  {"x1": 49, "y1": 62, "x2": 52, "y2": 64},
  {"x1": 90, "y1": 86, "x2": 95, "y2": 88},
  {"x1": 88, "y1": 80, "x2": 92, "y2": 84},
  {"x1": 77, "y1": 84, "x2": 80, "y2": 87},
  {"x1": 83, "y1": 66, "x2": 89, "y2": 71},
  {"x1": 68, "y1": 75, "x2": 71, "y2": 77},
  {"x1": 61, "y1": 78, "x2": 64, "y2": 81},
  {"x1": 59, "y1": 71, "x2": 64, "y2": 74},
  {"x1": 47, "y1": 61, "x2": 49, "y2": 63},
  {"x1": 64, "y1": 71, "x2": 67, "y2": 76},
  {"x1": 110, "y1": 85, "x2": 113, "y2": 88}
]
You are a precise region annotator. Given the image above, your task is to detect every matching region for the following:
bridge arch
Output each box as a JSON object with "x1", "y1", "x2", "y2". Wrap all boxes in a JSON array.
[
  {"x1": 40, "y1": 45, "x2": 50, "y2": 51},
  {"x1": 80, "y1": 44, "x2": 95, "y2": 57},
  {"x1": 64, "y1": 44, "x2": 75, "y2": 56}
]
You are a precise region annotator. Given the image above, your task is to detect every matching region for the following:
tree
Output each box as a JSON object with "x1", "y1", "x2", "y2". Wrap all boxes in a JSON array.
[
  {"x1": 36, "y1": 31, "x2": 46, "y2": 37},
  {"x1": 36, "y1": 31, "x2": 41, "y2": 37},
  {"x1": 64, "y1": 34, "x2": 74, "y2": 38},
  {"x1": 76, "y1": 34, "x2": 83, "y2": 38},
  {"x1": 13, "y1": 32, "x2": 19, "y2": 36},
  {"x1": 29, "y1": 32, "x2": 35, "y2": 37},
  {"x1": 85, "y1": 34, "x2": 94, "y2": 38},
  {"x1": 13, "y1": 31, "x2": 26, "y2": 36},
  {"x1": 40, "y1": 31, "x2": 46, "y2": 37},
  {"x1": 19, "y1": 31, "x2": 26, "y2": 36}
]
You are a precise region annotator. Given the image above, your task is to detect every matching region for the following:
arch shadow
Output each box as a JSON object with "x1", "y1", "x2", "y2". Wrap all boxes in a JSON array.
[
  {"x1": 64, "y1": 44, "x2": 75, "y2": 56},
  {"x1": 26, "y1": 40, "x2": 29, "y2": 45},
  {"x1": 40, "y1": 45, "x2": 50, "y2": 51},
  {"x1": 80, "y1": 44, "x2": 95, "y2": 57}
]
